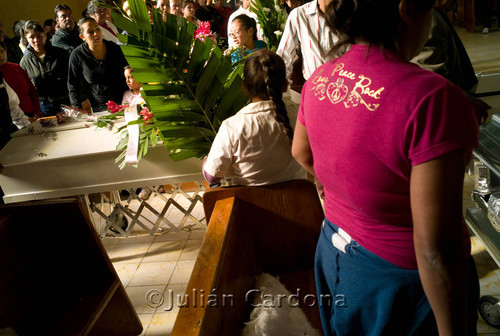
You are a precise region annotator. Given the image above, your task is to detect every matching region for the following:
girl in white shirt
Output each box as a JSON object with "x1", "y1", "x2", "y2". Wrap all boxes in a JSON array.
[{"x1": 203, "y1": 48, "x2": 305, "y2": 186}]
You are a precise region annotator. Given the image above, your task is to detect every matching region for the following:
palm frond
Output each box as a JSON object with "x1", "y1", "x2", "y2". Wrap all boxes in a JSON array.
[{"x1": 110, "y1": 0, "x2": 248, "y2": 163}]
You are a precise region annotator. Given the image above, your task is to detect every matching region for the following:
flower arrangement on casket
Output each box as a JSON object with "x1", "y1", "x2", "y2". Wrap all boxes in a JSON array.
[
  {"x1": 250, "y1": 0, "x2": 287, "y2": 50},
  {"x1": 95, "y1": 0, "x2": 248, "y2": 168}
]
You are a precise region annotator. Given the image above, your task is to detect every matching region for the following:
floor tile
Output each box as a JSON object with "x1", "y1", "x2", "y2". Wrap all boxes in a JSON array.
[
  {"x1": 138, "y1": 314, "x2": 154, "y2": 336},
  {"x1": 126, "y1": 285, "x2": 167, "y2": 314},
  {"x1": 189, "y1": 229, "x2": 206, "y2": 240},
  {"x1": 158, "y1": 283, "x2": 189, "y2": 314},
  {"x1": 480, "y1": 270, "x2": 500, "y2": 296},
  {"x1": 142, "y1": 240, "x2": 186, "y2": 263},
  {"x1": 179, "y1": 239, "x2": 203, "y2": 260},
  {"x1": 112, "y1": 261, "x2": 141, "y2": 288},
  {"x1": 145, "y1": 312, "x2": 177, "y2": 336},
  {"x1": 169, "y1": 259, "x2": 197, "y2": 285},
  {"x1": 154, "y1": 231, "x2": 191, "y2": 242},
  {"x1": 478, "y1": 315, "x2": 500, "y2": 334},
  {"x1": 128, "y1": 261, "x2": 177, "y2": 287},
  {"x1": 108, "y1": 242, "x2": 151, "y2": 263},
  {"x1": 116, "y1": 234, "x2": 156, "y2": 245}
]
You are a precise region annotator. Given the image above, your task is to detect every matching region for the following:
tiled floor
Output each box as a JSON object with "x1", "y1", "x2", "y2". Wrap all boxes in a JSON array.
[
  {"x1": 96, "y1": 26, "x2": 500, "y2": 336},
  {"x1": 99, "y1": 190, "x2": 207, "y2": 336}
]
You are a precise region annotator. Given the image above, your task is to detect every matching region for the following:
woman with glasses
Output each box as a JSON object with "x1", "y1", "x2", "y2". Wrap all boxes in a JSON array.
[{"x1": 229, "y1": 14, "x2": 266, "y2": 63}]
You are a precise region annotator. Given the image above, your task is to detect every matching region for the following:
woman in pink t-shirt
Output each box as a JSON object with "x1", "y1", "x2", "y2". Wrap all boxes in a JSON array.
[{"x1": 292, "y1": 0, "x2": 479, "y2": 335}]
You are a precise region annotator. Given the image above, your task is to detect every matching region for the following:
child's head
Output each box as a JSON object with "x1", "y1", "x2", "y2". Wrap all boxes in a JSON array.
[
  {"x1": 243, "y1": 48, "x2": 287, "y2": 100},
  {"x1": 124, "y1": 66, "x2": 142, "y2": 92},
  {"x1": 243, "y1": 49, "x2": 292, "y2": 140}
]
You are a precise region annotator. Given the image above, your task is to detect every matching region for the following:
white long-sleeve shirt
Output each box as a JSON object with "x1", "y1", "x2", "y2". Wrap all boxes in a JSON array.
[
  {"x1": 3, "y1": 81, "x2": 30, "y2": 129},
  {"x1": 276, "y1": 0, "x2": 338, "y2": 80}
]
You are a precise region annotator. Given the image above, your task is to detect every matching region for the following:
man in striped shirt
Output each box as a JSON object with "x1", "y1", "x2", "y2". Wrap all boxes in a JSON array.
[{"x1": 277, "y1": 0, "x2": 338, "y2": 81}]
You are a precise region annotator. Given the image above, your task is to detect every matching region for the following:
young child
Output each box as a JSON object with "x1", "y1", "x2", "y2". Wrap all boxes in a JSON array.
[
  {"x1": 121, "y1": 66, "x2": 154, "y2": 200},
  {"x1": 203, "y1": 48, "x2": 306, "y2": 186},
  {"x1": 122, "y1": 65, "x2": 144, "y2": 106}
]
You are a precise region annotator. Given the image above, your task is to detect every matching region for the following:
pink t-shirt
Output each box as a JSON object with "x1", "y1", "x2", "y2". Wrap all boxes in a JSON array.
[{"x1": 298, "y1": 45, "x2": 478, "y2": 269}]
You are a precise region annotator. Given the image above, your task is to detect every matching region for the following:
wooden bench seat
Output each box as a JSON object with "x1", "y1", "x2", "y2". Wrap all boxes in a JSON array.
[{"x1": 172, "y1": 179, "x2": 325, "y2": 336}]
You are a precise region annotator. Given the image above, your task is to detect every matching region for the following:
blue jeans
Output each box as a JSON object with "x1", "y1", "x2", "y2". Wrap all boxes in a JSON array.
[{"x1": 315, "y1": 218, "x2": 479, "y2": 335}]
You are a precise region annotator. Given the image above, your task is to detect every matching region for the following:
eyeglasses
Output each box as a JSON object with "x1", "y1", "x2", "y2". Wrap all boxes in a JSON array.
[{"x1": 228, "y1": 30, "x2": 241, "y2": 39}]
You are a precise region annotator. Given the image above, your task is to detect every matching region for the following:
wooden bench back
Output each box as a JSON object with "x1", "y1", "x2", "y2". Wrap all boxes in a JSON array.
[
  {"x1": 0, "y1": 199, "x2": 142, "y2": 336},
  {"x1": 173, "y1": 179, "x2": 325, "y2": 336}
]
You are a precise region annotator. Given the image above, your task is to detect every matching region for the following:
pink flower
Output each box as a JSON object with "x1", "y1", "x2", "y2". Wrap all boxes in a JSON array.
[
  {"x1": 106, "y1": 100, "x2": 128, "y2": 113},
  {"x1": 140, "y1": 107, "x2": 154, "y2": 124},
  {"x1": 194, "y1": 21, "x2": 217, "y2": 43}
]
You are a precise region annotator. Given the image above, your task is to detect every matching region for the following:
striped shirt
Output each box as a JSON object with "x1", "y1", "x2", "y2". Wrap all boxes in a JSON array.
[{"x1": 277, "y1": 0, "x2": 338, "y2": 80}]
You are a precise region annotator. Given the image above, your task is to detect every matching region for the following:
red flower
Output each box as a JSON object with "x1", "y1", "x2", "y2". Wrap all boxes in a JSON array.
[
  {"x1": 194, "y1": 21, "x2": 217, "y2": 43},
  {"x1": 140, "y1": 107, "x2": 154, "y2": 124},
  {"x1": 106, "y1": 100, "x2": 128, "y2": 113}
]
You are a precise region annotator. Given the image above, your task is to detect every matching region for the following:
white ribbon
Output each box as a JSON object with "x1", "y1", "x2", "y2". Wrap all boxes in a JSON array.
[{"x1": 124, "y1": 104, "x2": 140, "y2": 165}]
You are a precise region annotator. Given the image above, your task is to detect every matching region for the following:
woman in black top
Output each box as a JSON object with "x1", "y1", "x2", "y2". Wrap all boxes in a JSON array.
[
  {"x1": 20, "y1": 20, "x2": 70, "y2": 116},
  {"x1": 68, "y1": 17, "x2": 128, "y2": 113}
]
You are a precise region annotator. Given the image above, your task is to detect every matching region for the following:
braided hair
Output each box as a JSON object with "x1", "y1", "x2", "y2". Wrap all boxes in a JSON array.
[{"x1": 243, "y1": 49, "x2": 293, "y2": 141}]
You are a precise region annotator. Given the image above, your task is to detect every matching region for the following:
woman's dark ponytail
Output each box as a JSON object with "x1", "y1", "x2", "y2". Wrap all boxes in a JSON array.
[
  {"x1": 261, "y1": 54, "x2": 293, "y2": 142},
  {"x1": 243, "y1": 49, "x2": 293, "y2": 142}
]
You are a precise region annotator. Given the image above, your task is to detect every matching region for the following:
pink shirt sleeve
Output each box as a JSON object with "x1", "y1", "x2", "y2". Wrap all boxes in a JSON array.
[{"x1": 405, "y1": 83, "x2": 478, "y2": 166}]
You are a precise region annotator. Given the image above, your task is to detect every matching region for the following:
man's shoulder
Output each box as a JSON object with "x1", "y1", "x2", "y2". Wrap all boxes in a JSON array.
[
  {"x1": 53, "y1": 29, "x2": 69, "y2": 40},
  {"x1": 292, "y1": 0, "x2": 317, "y2": 16}
]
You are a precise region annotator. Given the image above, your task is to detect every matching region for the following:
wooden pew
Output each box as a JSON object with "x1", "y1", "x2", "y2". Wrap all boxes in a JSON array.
[
  {"x1": 0, "y1": 199, "x2": 143, "y2": 336},
  {"x1": 172, "y1": 179, "x2": 325, "y2": 336}
]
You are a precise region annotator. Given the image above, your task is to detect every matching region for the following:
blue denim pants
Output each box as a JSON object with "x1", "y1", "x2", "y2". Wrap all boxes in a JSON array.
[{"x1": 315, "y1": 218, "x2": 479, "y2": 336}]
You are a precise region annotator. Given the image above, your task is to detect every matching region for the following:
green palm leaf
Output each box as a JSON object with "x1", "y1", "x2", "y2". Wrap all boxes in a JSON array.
[{"x1": 110, "y1": 0, "x2": 248, "y2": 163}]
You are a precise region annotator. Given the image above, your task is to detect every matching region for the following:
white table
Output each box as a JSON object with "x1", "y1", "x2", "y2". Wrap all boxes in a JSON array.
[{"x1": 0, "y1": 118, "x2": 206, "y2": 237}]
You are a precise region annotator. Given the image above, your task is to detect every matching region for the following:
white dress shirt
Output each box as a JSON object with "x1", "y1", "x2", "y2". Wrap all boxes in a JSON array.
[
  {"x1": 276, "y1": 0, "x2": 338, "y2": 80},
  {"x1": 227, "y1": 7, "x2": 264, "y2": 49},
  {"x1": 204, "y1": 100, "x2": 306, "y2": 186},
  {"x1": 101, "y1": 20, "x2": 120, "y2": 44},
  {"x1": 3, "y1": 81, "x2": 30, "y2": 129}
]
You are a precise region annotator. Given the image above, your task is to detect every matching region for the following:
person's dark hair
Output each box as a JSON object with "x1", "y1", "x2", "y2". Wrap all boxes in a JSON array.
[
  {"x1": 24, "y1": 20, "x2": 45, "y2": 36},
  {"x1": 243, "y1": 49, "x2": 293, "y2": 141},
  {"x1": 13, "y1": 20, "x2": 26, "y2": 39},
  {"x1": 78, "y1": 16, "x2": 97, "y2": 34},
  {"x1": 0, "y1": 41, "x2": 6, "y2": 51},
  {"x1": 44, "y1": 19, "x2": 54, "y2": 27},
  {"x1": 87, "y1": 0, "x2": 102, "y2": 16},
  {"x1": 54, "y1": 4, "x2": 73, "y2": 17},
  {"x1": 181, "y1": 0, "x2": 195, "y2": 9},
  {"x1": 325, "y1": 0, "x2": 435, "y2": 56},
  {"x1": 233, "y1": 14, "x2": 257, "y2": 41}
]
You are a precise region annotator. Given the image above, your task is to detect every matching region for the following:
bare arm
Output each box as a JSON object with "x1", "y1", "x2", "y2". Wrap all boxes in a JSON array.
[
  {"x1": 411, "y1": 149, "x2": 469, "y2": 335},
  {"x1": 292, "y1": 121, "x2": 315, "y2": 176}
]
